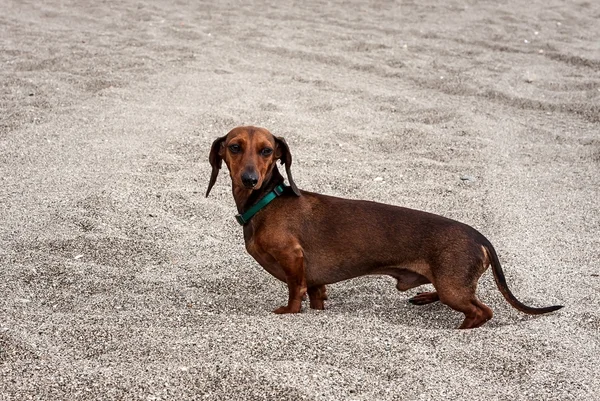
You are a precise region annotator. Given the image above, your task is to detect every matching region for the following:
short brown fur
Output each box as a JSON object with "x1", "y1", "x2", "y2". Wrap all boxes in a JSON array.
[{"x1": 206, "y1": 126, "x2": 562, "y2": 329}]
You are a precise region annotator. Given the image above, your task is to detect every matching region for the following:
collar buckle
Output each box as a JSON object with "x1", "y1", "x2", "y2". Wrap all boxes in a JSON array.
[
  {"x1": 273, "y1": 185, "x2": 285, "y2": 196},
  {"x1": 235, "y1": 214, "x2": 246, "y2": 225}
]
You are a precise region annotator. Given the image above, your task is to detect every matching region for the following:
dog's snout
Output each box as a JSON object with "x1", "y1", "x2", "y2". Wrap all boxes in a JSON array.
[{"x1": 241, "y1": 170, "x2": 259, "y2": 188}]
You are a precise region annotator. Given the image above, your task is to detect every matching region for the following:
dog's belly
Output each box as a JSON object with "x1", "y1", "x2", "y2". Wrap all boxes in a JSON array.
[
  {"x1": 304, "y1": 253, "x2": 432, "y2": 288},
  {"x1": 374, "y1": 265, "x2": 432, "y2": 290}
]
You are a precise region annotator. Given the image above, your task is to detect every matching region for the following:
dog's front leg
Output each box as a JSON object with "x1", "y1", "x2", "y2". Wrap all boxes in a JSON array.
[
  {"x1": 272, "y1": 247, "x2": 306, "y2": 314},
  {"x1": 308, "y1": 285, "x2": 327, "y2": 310}
]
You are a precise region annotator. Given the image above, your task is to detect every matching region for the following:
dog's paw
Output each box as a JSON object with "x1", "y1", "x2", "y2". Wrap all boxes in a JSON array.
[
  {"x1": 309, "y1": 300, "x2": 325, "y2": 310},
  {"x1": 408, "y1": 291, "x2": 440, "y2": 305},
  {"x1": 273, "y1": 305, "x2": 300, "y2": 314}
]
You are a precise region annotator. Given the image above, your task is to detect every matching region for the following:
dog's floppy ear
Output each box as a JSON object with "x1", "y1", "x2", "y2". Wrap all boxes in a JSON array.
[
  {"x1": 275, "y1": 136, "x2": 300, "y2": 196},
  {"x1": 206, "y1": 135, "x2": 227, "y2": 197}
]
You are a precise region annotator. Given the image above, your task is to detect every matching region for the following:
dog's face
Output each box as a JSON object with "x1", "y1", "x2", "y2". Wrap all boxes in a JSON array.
[
  {"x1": 220, "y1": 126, "x2": 279, "y2": 190},
  {"x1": 206, "y1": 126, "x2": 300, "y2": 197}
]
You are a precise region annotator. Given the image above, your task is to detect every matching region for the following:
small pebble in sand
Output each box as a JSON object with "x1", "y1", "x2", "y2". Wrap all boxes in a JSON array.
[
  {"x1": 524, "y1": 39, "x2": 529, "y2": 44},
  {"x1": 374, "y1": 177, "x2": 383, "y2": 182}
]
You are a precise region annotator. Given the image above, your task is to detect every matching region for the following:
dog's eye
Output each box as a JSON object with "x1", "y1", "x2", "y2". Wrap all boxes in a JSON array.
[
  {"x1": 229, "y1": 144, "x2": 241, "y2": 154},
  {"x1": 261, "y1": 148, "x2": 273, "y2": 157}
]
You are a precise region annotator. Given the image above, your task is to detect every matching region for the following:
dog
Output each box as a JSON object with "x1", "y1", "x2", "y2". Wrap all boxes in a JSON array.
[{"x1": 206, "y1": 126, "x2": 562, "y2": 329}]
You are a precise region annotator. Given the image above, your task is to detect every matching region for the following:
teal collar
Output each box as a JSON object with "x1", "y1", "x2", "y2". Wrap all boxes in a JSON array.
[{"x1": 235, "y1": 184, "x2": 286, "y2": 226}]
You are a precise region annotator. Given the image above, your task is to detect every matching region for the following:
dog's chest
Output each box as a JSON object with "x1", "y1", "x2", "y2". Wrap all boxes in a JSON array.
[{"x1": 244, "y1": 238, "x2": 286, "y2": 282}]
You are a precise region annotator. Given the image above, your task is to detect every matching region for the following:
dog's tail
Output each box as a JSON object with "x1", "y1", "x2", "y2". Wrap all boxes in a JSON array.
[{"x1": 483, "y1": 242, "x2": 563, "y2": 315}]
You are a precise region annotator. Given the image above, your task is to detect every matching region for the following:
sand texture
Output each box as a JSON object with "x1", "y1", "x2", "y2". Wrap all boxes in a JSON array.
[{"x1": 1, "y1": 0, "x2": 599, "y2": 400}]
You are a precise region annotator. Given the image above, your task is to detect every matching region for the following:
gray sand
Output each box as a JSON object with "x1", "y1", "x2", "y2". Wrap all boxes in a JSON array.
[{"x1": 1, "y1": 1, "x2": 599, "y2": 400}]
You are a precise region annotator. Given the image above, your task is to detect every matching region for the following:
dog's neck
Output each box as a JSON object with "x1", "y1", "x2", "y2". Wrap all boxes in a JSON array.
[{"x1": 232, "y1": 165, "x2": 285, "y2": 214}]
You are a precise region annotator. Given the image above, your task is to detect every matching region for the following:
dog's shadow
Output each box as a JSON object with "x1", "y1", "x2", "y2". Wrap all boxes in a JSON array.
[
  {"x1": 324, "y1": 281, "x2": 455, "y2": 330},
  {"x1": 197, "y1": 276, "x2": 539, "y2": 330}
]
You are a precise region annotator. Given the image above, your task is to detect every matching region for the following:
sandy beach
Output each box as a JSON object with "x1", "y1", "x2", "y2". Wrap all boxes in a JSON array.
[{"x1": 1, "y1": 0, "x2": 599, "y2": 399}]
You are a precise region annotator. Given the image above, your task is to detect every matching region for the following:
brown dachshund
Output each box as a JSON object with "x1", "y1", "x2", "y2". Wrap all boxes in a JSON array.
[{"x1": 206, "y1": 126, "x2": 563, "y2": 329}]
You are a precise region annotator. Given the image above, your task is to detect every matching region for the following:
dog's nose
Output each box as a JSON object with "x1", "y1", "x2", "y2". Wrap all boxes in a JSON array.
[{"x1": 241, "y1": 171, "x2": 259, "y2": 188}]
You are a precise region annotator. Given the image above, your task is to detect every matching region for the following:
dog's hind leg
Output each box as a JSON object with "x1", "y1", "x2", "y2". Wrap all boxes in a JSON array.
[
  {"x1": 433, "y1": 277, "x2": 493, "y2": 329},
  {"x1": 427, "y1": 245, "x2": 493, "y2": 328},
  {"x1": 393, "y1": 269, "x2": 431, "y2": 304},
  {"x1": 443, "y1": 293, "x2": 493, "y2": 329}
]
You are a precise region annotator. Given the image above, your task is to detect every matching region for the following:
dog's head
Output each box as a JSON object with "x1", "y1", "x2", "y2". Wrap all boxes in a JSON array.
[{"x1": 206, "y1": 126, "x2": 300, "y2": 197}]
